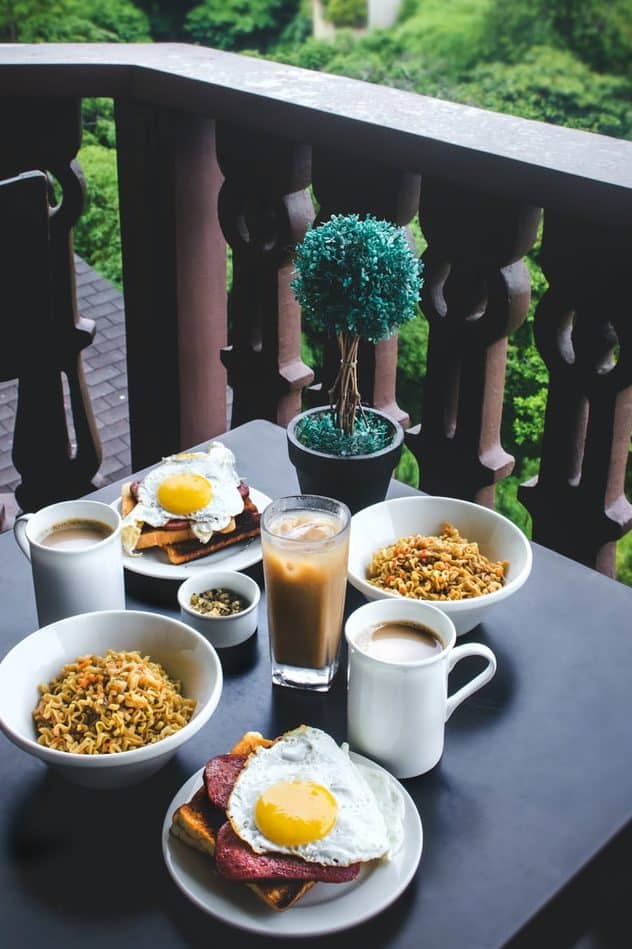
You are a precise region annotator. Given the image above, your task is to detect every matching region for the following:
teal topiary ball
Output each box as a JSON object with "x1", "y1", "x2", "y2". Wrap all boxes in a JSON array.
[{"x1": 291, "y1": 214, "x2": 423, "y2": 342}]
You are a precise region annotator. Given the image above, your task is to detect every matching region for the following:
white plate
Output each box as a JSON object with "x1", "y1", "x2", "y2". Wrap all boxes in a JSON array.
[
  {"x1": 110, "y1": 488, "x2": 272, "y2": 581},
  {"x1": 161, "y1": 752, "x2": 423, "y2": 937}
]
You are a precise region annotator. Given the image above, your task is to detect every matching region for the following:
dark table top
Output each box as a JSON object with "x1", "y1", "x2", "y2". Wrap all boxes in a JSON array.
[{"x1": 1, "y1": 419, "x2": 631, "y2": 949}]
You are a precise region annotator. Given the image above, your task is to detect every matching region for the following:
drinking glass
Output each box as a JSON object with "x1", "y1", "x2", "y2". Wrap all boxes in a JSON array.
[{"x1": 261, "y1": 495, "x2": 351, "y2": 691}]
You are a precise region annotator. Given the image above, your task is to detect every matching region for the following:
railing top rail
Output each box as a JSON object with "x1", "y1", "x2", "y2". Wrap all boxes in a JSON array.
[{"x1": 1, "y1": 43, "x2": 631, "y2": 225}]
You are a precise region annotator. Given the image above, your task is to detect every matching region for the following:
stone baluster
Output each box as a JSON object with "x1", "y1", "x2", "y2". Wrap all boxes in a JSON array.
[
  {"x1": 309, "y1": 151, "x2": 421, "y2": 428},
  {"x1": 519, "y1": 213, "x2": 632, "y2": 575},
  {"x1": 409, "y1": 180, "x2": 540, "y2": 505},
  {"x1": 216, "y1": 124, "x2": 314, "y2": 428},
  {"x1": 116, "y1": 103, "x2": 227, "y2": 468},
  {"x1": 0, "y1": 99, "x2": 101, "y2": 510}
]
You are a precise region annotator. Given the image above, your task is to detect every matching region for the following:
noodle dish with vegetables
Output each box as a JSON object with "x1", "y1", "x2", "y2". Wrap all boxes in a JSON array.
[
  {"x1": 367, "y1": 522, "x2": 508, "y2": 601},
  {"x1": 33, "y1": 649, "x2": 196, "y2": 754}
]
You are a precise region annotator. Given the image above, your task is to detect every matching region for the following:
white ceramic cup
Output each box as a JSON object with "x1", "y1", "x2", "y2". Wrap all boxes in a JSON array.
[
  {"x1": 13, "y1": 499, "x2": 125, "y2": 627},
  {"x1": 345, "y1": 598, "x2": 497, "y2": 778}
]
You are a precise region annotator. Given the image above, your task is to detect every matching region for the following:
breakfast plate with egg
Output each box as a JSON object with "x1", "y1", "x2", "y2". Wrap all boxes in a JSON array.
[
  {"x1": 109, "y1": 442, "x2": 272, "y2": 580},
  {"x1": 162, "y1": 727, "x2": 422, "y2": 936}
]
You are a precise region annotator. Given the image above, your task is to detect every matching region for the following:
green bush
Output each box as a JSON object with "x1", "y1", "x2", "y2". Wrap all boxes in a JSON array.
[
  {"x1": 184, "y1": 0, "x2": 299, "y2": 51},
  {"x1": 82, "y1": 0, "x2": 151, "y2": 41},
  {"x1": 454, "y1": 46, "x2": 632, "y2": 138},
  {"x1": 388, "y1": 0, "x2": 491, "y2": 79},
  {"x1": 480, "y1": 0, "x2": 632, "y2": 76},
  {"x1": 325, "y1": 0, "x2": 366, "y2": 29},
  {"x1": 135, "y1": 0, "x2": 194, "y2": 40},
  {"x1": 0, "y1": 0, "x2": 151, "y2": 42},
  {"x1": 82, "y1": 98, "x2": 117, "y2": 149},
  {"x1": 74, "y1": 144, "x2": 122, "y2": 288},
  {"x1": 394, "y1": 444, "x2": 419, "y2": 488}
]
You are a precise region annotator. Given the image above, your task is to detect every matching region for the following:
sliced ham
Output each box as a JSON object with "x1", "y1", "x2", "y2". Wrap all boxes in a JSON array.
[
  {"x1": 204, "y1": 754, "x2": 248, "y2": 809},
  {"x1": 215, "y1": 822, "x2": 361, "y2": 883}
]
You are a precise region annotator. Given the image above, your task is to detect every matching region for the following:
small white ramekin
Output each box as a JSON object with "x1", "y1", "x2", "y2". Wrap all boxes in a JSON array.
[{"x1": 177, "y1": 569, "x2": 260, "y2": 648}]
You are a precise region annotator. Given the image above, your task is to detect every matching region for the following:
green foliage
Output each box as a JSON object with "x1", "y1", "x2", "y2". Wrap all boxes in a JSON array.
[
  {"x1": 272, "y1": 2, "x2": 632, "y2": 139},
  {"x1": 291, "y1": 214, "x2": 423, "y2": 343},
  {"x1": 325, "y1": 0, "x2": 366, "y2": 29},
  {"x1": 394, "y1": 444, "x2": 419, "y2": 489},
  {"x1": 494, "y1": 464, "x2": 537, "y2": 537},
  {"x1": 83, "y1": 0, "x2": 151, "y2": 41},
  {"x1": 388, "y1": 0, "x2": 491, "y2": 79},
  {"x1": 0, "y1": 0, "x2": 150, "y2": 42},
  {"x1": 616, "y1": 529, "x2": 632, "y2": 587},
  {"x1": 480, "y1": 0, "x2": 632, "y2": 76},
  {"x1": 82, "y1": 98, "x2": 116, "y2": 148},
  {"x1": 501, "y1": 244, "x2": 549, "y2": 462},
  {"x1": 135, "y1": 1, "x2": 194, "y2": 39},
  {"x1": 74, "y1": 144, "x2": 122, "y2": 288},
  {"x1": 184, "y1": 0, "x2": 299, "y2": 51},
  {"x1": 454, "y1": 46, "x2": 632, "y2": 138},
  {"x1": 274, "y1": 2, "x2": 312, "y2": 47}
]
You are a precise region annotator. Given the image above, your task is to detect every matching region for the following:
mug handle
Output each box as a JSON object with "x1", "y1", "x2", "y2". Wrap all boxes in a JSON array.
[
  {"x1": 13, "y1": 513, "x2": 33, "y2": 560},
  {"x1": 445, "y1": 643, "x2": 497, "y2": 722}
]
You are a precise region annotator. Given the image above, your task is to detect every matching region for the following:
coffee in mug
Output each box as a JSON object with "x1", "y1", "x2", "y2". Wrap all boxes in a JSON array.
[
  {"x1": 40, "y1": 519, "x2": 113, "y2": 550},
  {"x1": 14, "y1": 499, "x2": 125, "y2": 627},
  {"x1": 345, "y1": 598, "x2": 497, "y2": 778},
  {"x1": 356, "y1": 621, "x2": 444, "y2": 662}
]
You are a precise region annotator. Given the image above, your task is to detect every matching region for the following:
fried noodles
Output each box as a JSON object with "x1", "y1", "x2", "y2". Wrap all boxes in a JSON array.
[
  {"x1": 33, "y1": 649, "x2": 196, "y2": 754},
  {"x1": 367, "y1": 522, "x2": 508, "y2": 601}
]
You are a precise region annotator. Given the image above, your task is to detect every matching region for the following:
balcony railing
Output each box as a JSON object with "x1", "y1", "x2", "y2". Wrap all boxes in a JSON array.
[{"x1": 1, "y1": 43, "x2": 631, "y2": 576}]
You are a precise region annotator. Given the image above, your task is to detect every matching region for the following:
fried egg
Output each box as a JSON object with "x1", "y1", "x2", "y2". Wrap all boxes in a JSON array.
[
  {"x1": 226, "y1": 725, "x2": 404, "y2": 866},
  {"x1": 121, "y1": 442, "x2": 244, "y2": 553}
]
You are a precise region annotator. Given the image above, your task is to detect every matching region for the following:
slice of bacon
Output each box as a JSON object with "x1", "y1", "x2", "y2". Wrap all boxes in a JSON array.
[{"x1": 215, "y1": 823, "x2": 361, "y2": 883}]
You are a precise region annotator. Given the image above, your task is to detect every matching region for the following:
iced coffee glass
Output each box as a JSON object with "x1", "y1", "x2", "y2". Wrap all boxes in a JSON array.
[{"x1": 261, "y1": 495, "x2": 351, "y2": 691}]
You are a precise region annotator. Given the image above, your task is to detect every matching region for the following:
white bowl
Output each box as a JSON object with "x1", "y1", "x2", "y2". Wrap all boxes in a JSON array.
[
  {"x1": 0, "y1": 610, "x2": 223, "y2": 788},
  {"x1": 348, "y1": 496, "x2": 532, "y2": 635},
  {"x1": 178, "y1": 569, "x2": 261, "y2": 648}
]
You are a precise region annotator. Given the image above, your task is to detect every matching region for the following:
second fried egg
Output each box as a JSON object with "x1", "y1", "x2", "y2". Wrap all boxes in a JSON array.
[{"x1": 121, "y1": 442, "x2": 244, "y2": 552}]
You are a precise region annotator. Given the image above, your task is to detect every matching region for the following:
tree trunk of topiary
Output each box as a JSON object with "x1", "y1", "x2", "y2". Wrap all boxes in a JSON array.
[{"x1": 328, "y1": 331, "x2": 361, "y2": 435}]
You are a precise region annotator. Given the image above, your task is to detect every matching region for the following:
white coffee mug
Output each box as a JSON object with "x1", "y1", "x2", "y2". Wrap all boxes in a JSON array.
[
  {"x1": 14, "y1": 499, "x2": 125, "y2": 627},
  {"x1": 345, "y1": 598, "x2": 497, "y2": 779}
]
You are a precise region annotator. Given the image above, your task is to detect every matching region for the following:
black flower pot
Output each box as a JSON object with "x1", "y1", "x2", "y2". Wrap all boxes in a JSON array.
[{"x1": 287, "y1": 407, "x2": 404, "y2": 515}]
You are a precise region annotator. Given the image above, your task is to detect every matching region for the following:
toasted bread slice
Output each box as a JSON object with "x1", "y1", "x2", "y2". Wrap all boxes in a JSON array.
[
  {"x1": 171, "y1": 786, "x2": 314, "y2": 911},
  {"x1": 247, "y1": 879, "x2": 315, "y2": 912},
  {"x1": 171, "y1": 787, "x2": 218, "y2": 857},
  {"x1": 164, "y1": 524, "x2": 260, "y2": 564},
  {"x1": 229, "y1": 732, "x2": 275, "y2": 756}
]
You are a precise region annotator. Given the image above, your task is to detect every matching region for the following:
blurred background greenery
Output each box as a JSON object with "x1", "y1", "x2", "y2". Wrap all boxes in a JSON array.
[{"x1": 5, "y1": 0, "x2": 631, "y2": 581}]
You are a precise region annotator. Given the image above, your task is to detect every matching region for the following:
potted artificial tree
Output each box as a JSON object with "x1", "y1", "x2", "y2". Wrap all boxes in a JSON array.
[{"x1": 287, "y1": 213, "x2": 423, "y2": 513}]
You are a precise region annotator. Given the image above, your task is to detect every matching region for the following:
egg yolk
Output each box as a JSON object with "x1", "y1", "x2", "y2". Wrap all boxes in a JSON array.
[
  {"x1": 254, "y1": 780, "x2": 337, "y2": 847},
  {"x1": 157, "y1": 473, "x2": 212, "y2": 515}
]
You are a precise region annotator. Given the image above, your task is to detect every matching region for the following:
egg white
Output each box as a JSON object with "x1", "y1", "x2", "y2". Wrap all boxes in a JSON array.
[
  {"x1": 227, "y1": 725, "x2": 402, "y2": 866},
  {"x1": 121, "y1": 441, "x2": 244, "y2": 553}
]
